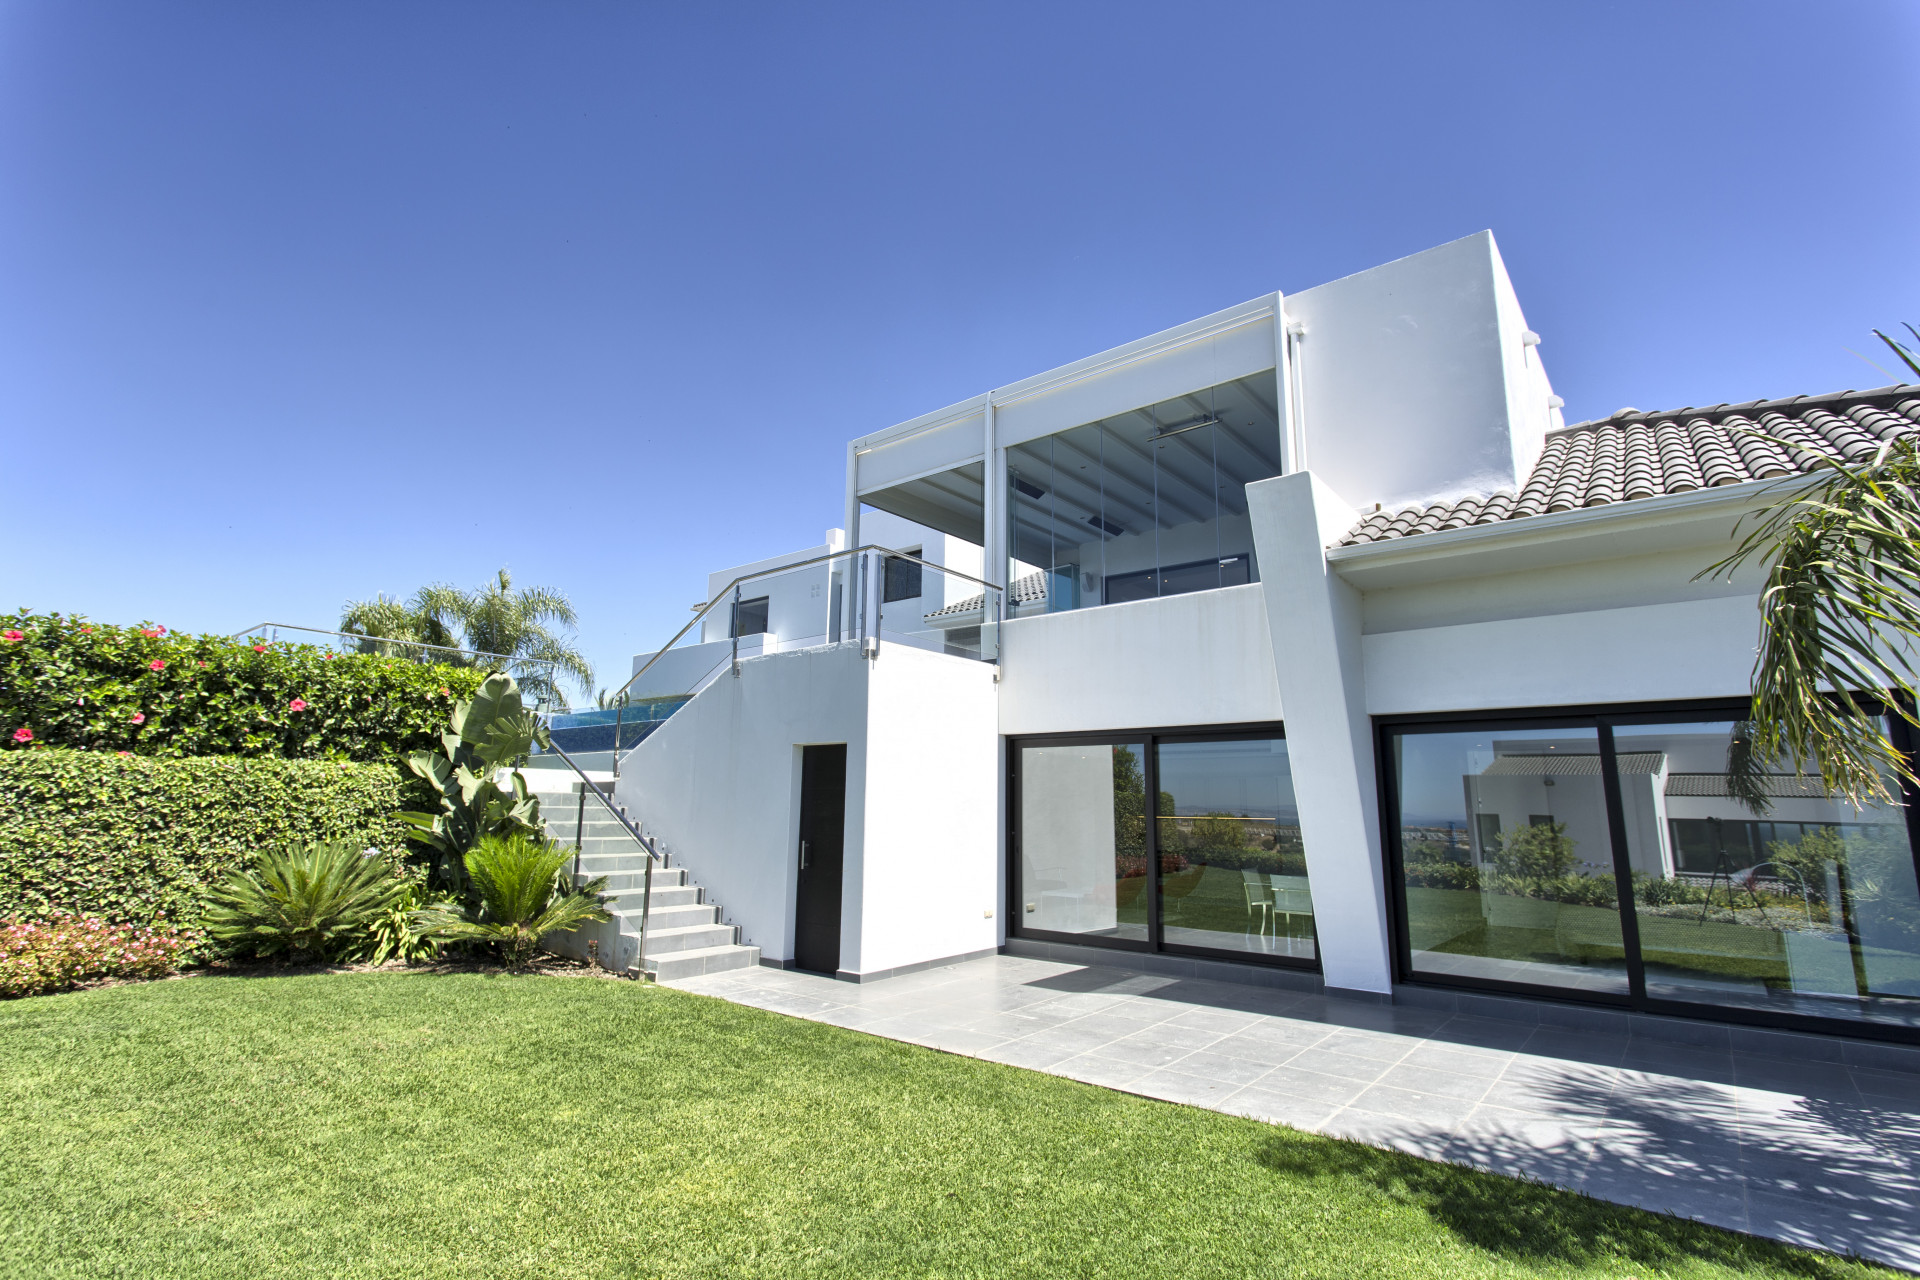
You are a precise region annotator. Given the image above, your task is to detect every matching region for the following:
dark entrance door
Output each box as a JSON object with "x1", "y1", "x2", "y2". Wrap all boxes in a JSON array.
[{"x1": 793, "y1": 744, "x2": 847, "y2": 975}]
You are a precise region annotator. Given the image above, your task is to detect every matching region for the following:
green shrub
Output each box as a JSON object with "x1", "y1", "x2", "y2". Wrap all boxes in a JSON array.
[
  {"x1": 0, "y1": 912, "x2": 200, "y2": 998},
  {"x1": 204, "y1": 841, "x2": 411, "y2": 961},
  {"x1": 415, "y1": 832, "x2": 608, "y2": 969},
  {"x1": 342, "y1": 880, "x2": 446, "y2": 966},
  {"x1": 1404, "y1": 859, "x2": 1481, "y2": 891},
  {"x1": 0, "y1": 610, "x2": 487, "y2": 761},
  {"x1": 0, "y1": 750, "x2": 421, "y2": 925}
]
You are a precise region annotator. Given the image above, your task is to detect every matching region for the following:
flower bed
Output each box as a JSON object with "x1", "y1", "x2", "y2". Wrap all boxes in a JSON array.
[{"x1": 0, "y1": 912, "x2": 199, "y2": 998}]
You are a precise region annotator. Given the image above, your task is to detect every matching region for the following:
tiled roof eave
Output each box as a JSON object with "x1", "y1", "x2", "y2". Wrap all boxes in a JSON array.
[{"x1": 1327, "y1": 472, "x2": 1815, "y2": 568}]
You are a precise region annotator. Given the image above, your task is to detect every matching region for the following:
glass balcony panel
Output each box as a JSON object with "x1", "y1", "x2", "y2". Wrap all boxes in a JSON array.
[
  {"x1": 1004, "y1": 371, "x2": 1280, "y2": 616},
  {"x1": 1612, "y1": 719, "x2": 1920, "y2": 1030},
  {"x1": 1018, "y1": 742, "x2": 1151, "y2": 942},
  {"x1": 1393, "y1": 726, "x2": 1630, "y2": 995},
  {"x1": 1156, "y1": 737, "x2": 1313, "y2": 961}
]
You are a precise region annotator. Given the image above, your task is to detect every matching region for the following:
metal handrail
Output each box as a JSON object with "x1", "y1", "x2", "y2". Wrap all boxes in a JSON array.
[
  {"x1": 598, "y1": 544, "x2": 1004, "y2": 773},
  {"x1": 535, "y1": 737, "x2": 659, "y2": 978}
]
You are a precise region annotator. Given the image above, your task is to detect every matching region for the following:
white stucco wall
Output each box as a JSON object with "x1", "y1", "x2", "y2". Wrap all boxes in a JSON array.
[
  {"x1": 1360, "y1": 594, "x2": 1760, "y2": 716},
  {"x1": 849, "y1": 643, "x2": 1001, "y2": 975},
  {"x1": 997, "y1": 583, "x2": 1284, "y2": 736},
  {"x1": 615, "y1": 637, "x2": 1001, "y2": 977},
  {"x1": 1285, "y1": 231, "x2": 1547, "y2": 512},
  {"x1": 615, "y1": 644, "x2": 869, "y2": 962}
]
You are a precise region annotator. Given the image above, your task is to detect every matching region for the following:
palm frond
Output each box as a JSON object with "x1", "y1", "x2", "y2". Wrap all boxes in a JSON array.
[{"x1": 1700, "y1": 423, "x2": 1920, "y2": 809}]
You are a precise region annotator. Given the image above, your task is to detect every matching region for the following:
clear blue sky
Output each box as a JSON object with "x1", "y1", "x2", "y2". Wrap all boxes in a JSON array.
[{"x1": 3, "y1": 2, "x2": 1915, "y2": 700}]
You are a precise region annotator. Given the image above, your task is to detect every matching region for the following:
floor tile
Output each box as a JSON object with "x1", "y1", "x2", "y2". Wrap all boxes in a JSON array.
[
  {"x1": 1284, "y1": 1046, "x2": 1395, "y2": 1084},
  {"x1": 1240, "y1": 1064, "x2": 1369, "y2": 1107},
  {"x1": 1347, "y1": 1083, "x2": 1481, "y2": 1127},
  {"x1": 1162, "y1": 1048, "x2": 1289, "y2": 1089},
  {"x1": 1218, "y1": 1086, "x2": 1341, "y2": 1131},
  {"x1": 1374, "y1": 1063, "x2": 1499, "y2": 1103}
]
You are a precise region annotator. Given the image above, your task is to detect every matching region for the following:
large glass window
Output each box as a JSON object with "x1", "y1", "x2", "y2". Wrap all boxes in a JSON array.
[
  {"x1": 1156, "y1": 738, "x2": 1313, "y2": 960},
  {"x1": 1005, "y1": 372, "x2": 1280, "y2": 616},
  {"x1": 1612, "y1": 719, "x2": 1920, "y2": 1029},
  {"x1": 1017, "y1": 742, "x2": 1150, "y2": 943},
  {"x1": 1385, "y1": 708, "x2": 1920, "y2": 1034},
  {"x1": 1015, "y1": 729, "x2": 1315, "y2": 969},
  {"x1": 1392, "y1": 726, "x2": 1629, "y2": 996}
]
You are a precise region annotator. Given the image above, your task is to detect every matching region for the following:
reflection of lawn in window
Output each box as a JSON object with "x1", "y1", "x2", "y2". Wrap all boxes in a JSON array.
[
  {"x1": 1405, "y1": 887, "x2": 1910, "y2": 988},
  {"x1": 1407, "y1": 887, "x2": 1625, "y2": 971},
  {"x1": 1162, "y1": 864, "x2": 1314, "y2": 944}
]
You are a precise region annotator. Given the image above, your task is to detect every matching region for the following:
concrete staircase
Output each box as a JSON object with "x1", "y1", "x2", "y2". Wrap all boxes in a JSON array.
[{"x1": 550, "y1": 809, "x2": 762, "y2": 981}]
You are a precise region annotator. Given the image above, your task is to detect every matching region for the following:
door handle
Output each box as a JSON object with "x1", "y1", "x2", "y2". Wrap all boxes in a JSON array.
[{"x1": 800, "y1": 839, "x2": 809, "y2": 870}]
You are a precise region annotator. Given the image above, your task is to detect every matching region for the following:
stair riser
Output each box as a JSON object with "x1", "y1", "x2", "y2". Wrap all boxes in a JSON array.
[
  {"x1": 607, "y1": 902, "x2": 718, "y2": 929},
  {"x1": 632, "y1": 924, "x2": 736, "y2": 955},
  {"x1": 644, "y1": 945, "x2": 762, "y2": 980},
  {"x1": 575, "y1": 855, "x2": 678, "y2": 878},
  {"x1": 557, "y1": 821, "x2": 638, "y2": 840},
  {"x1": 572, "y1": 836, "x2": 649, "y2": 856},
  {"x1": 580, "y1": 875, "x2": 698, "y2": 901}
]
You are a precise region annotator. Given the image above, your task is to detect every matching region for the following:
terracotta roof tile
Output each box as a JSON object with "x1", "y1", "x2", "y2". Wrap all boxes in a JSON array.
[{"x1": 1339, "y1": 384, "x2": 1920, "y2": 546}]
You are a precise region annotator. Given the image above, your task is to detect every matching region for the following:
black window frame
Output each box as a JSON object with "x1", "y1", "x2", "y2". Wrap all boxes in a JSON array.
[
  {"x1": 730, "y1": 595, "x2": 770, "y2": 638},
  {"x1": 1008, "y1": 720, "x2": 1318, "y2": 974},
  {"x1": 1376, "y1": 695, "x2": 1920, "y2": 1045}
]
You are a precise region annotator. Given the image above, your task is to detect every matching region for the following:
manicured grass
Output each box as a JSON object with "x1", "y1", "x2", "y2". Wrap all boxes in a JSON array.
[{"x1": 0, "y1": 972, "x2": 1887, "y2": 1279}]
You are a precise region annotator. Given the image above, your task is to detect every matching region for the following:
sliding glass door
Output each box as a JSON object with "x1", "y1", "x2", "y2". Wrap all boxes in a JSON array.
[
  {"x1": 1013, "y1": 727, "x2": 1316, "y2": 969},
  {"x1": 1383, "y1": 705, "x2": 1920, "y2": 1035}
]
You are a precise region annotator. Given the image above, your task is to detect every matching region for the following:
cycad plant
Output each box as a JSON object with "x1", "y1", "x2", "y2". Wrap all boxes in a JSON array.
[
  {"x1": 413, "y1": 832, "x2": 610, "y2": 970},
  {"x1": 204, "y1": 841, "x2": 409, "y2": 961},
  {"x1": 1704, "y1": 326, "x2": 1920, "y2": 809}
]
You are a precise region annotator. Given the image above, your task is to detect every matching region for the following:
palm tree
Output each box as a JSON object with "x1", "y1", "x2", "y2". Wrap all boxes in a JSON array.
[
  {"x1": 341, "y1": 568, "x2": 594, "y2": 706},
  {"x1": 1705, "y1": 326, "x2": 1920, "y2": 809}
]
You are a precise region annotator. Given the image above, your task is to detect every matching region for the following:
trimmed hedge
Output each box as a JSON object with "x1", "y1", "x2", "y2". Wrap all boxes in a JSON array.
[
  {"x1": 0, "y1": 750, "x2": 422, "y2": 925},
  {"x1": 1, "y1": 610, "x2": 487, "y2": 761}
]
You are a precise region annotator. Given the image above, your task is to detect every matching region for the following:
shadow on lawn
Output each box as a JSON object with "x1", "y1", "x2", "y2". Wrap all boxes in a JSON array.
[{"x1": 1253, "y1": 1131, "x2": 1854, "y2": 1277}]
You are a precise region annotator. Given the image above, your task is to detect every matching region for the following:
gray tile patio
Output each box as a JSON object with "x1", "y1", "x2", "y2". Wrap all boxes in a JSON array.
[{"x1": 669, "y1": 952, "x2": 1920, "y2": 1273}]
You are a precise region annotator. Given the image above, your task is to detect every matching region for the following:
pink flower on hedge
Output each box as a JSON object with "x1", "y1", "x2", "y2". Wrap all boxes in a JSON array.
[
  {"x1": 149, "y1": 659, "x2": 166, "y2": 671},
  {"x1": 252, "y1": 645, "x2": 267, "y2": 653},
  {"x1": 2, "y1": 630, "x2": 22, "y2": 642},
  {"x1": 115, "y1": 750, "x2": 131, "y2": 758},
  {"x1": 81, "y1": 626, "x2": 94, "y2": 633},
  {"x1": 10, "y1": 728, "x2": 30, "y2": 743},
  {"x1": 288, "y1": 698, "x2": 309, "y2": 712},
  {"x1": 130, "y1": 713, "x2": 145, "y2": 725}
]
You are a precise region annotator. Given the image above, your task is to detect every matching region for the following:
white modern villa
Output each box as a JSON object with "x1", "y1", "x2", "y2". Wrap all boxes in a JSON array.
[{"x1": 563, "y1": 231, "x2": 1920, "y2": 1050}]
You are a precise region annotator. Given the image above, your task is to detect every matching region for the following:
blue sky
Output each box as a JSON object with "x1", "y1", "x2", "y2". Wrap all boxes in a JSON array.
[{"x1": 3, "y1": 2, "x2": 1915, "y2": 700}]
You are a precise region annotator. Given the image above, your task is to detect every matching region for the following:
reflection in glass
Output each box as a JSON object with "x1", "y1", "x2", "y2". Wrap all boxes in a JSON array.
[
  {"x1": 1005, "y1": 372, "x2": 1280, "y2": 616},
  {"x1": 1612, "y1": 720, "x2": 1920, "y2": 1028},
  {"x1": 1156, "y1": 738, "x2": 1313, "y2": 960},
  {"x1": 1393, "y1": 727, "x2": 1629, "y2": 994},
  {"x1": 1018, "y1": 743, "x2": 1150, "y2": 941}
]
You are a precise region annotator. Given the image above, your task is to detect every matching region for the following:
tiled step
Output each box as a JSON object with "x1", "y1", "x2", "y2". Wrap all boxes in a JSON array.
[
  {"x1": 637, "y1": 922, "x2": 738, "y2": 955},
  {"x1": 608, "y1": 900, "x2": 718, "y2": 930},
  {"x1": 575, "y1": 854, "x2": 681, "y2": 881},
  {"x1": 644, "y1": 943, "x2": 762, "y2": 981}
]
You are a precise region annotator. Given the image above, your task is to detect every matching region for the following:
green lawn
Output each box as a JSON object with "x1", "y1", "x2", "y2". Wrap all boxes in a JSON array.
[{"x1": 0, "y1": 972, "x2": 1886, "y2": 1279}]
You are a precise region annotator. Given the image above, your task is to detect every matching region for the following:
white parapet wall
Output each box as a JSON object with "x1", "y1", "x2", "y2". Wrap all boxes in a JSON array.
[{"x1": 613, "y1": 639, "x2": 1000, "y2": 978}]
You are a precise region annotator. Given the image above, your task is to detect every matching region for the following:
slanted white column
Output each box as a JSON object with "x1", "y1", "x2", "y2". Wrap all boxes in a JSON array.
[{"x1": 1246, "y1": 470, "x2": 1393, "y2": 995}]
